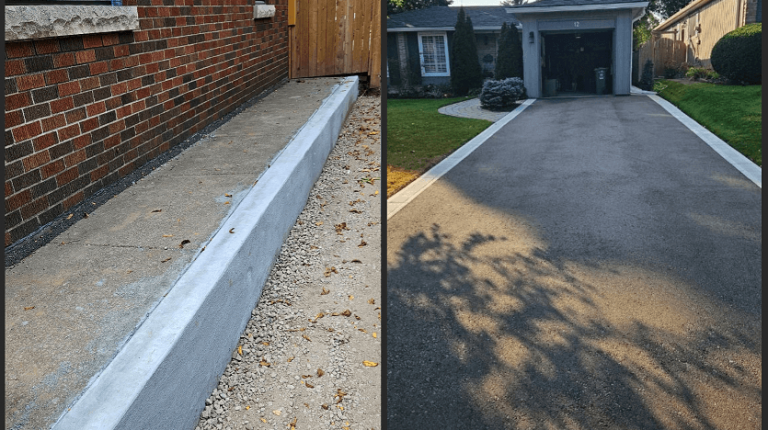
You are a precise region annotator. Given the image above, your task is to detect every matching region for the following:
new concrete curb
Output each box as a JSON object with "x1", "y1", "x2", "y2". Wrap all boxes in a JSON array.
[
  {"x1": 387, "y1": 98, "x2": 535, "y2": 220},
  {"x1": 52, "y1": 76, "x2": 359, "y2": 430},
  {"x1": 648, "y1": 94, "x2": 761, "y2": 188}
]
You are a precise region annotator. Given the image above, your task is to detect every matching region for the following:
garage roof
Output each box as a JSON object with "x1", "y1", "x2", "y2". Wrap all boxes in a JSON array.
[
  {"x1": 387, "y1": 6, "x2": 519, "y2": 31},
  {"x1": 507, "y1": 0, "x2": 647, "y2": 13}
]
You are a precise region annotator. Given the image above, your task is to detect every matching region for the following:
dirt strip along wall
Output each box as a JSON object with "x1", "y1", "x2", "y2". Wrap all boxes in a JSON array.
[{"x1": 5, "y1": 0, "x2": 289, "y2": 247}]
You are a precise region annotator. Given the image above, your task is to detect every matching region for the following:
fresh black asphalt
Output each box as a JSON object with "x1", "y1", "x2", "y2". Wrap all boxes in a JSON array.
[{"x1": 386, "y1": 95, "x2": 761, "y2": 429}]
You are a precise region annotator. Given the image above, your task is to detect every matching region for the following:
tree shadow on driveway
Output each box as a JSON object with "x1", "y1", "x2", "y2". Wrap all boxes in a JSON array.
[{"x1": 387, "y1": 221, "x2": 761, "y2": 430}]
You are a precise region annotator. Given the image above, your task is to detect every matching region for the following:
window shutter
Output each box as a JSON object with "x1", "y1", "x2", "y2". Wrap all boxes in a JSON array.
[
  {"x1": 406, "y1": 32, "x2": 422, "y2": 85},
  {"x1": 387, "y1": 33, "x2": 402, "y2": 86}
]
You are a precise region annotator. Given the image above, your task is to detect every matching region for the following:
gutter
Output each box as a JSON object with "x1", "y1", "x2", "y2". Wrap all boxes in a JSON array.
[
  {"x1": 506, "y1": 2, "x2": 648, "y2": 14},
  {"x1": 654, "y1": 0, "x2": 715, "y2": 32}
]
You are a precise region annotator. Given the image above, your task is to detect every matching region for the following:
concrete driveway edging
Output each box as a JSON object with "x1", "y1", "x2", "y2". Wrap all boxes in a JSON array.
[
  {"x1": 51, "y1": 76, "x2": 359, "y2": 430},
  {"x1": 387, "y1": 98, "x2": 536, "y2": 219},
  {"x1": 647, "y1": 94, "x2": 761, "y2": 188}
]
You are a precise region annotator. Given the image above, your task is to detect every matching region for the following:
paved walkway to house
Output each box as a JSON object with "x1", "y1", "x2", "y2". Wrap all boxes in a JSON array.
[
  {"x1": 5, "y1": 77, "x2": 352, "y2": 430},
  {"x1": 438, "y1": 97, "x2": 509, "y2": 122},
  {"x1": 388, "y1": 95, "x2": 761, "y2": 429}
]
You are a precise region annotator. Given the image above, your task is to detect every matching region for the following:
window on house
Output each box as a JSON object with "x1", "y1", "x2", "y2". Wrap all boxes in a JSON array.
[{"x1": 418, "y1": 32, "x2": 450, "y2": 77}]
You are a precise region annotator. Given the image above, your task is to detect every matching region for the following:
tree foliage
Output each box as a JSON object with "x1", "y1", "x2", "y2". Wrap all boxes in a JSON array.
[
  {"x1": 450, "y1": 7, "x2": 483, "y2": 96},
  {"x1": 647, "y1": 0, "x2": 693, "y2": 18},
  {"x1": 495, "y1": 22, "x2": 523, "y2": 79},
  {"x1": 388, "y1": 0, "x2": 452, "y2": 15},
  {"x1": 632, "y1": 13, "x2": 659, "y2": 50}
]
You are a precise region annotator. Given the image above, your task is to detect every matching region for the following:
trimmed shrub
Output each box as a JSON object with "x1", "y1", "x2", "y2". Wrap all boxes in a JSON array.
[
  {"x1": 640, "y1": 59, "x2": 654, "y2": 90},
  {"x1": 450, "y1": 7, "x2": 483, "y2": 96},
  {"x1": 711, "y1": 23, "x2": 761, "y2": 84},
  {"x1": 495, "y1": 22, "x2": 523, "y2": 80},
  {"x1": 685, "y1": 67, "x2": 720, "y2": 81},
  {"x1": 479, "y1": 77, "x2": 526, "y2": 110}
]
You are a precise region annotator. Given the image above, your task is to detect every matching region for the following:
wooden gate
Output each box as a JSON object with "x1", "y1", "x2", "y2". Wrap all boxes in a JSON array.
[{"x1": 288, "y1": 0, "x2": 381, "y2": 88}]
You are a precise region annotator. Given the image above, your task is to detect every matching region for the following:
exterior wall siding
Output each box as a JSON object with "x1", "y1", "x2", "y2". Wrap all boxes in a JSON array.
[
  {"x1": 387, "y1": 30, "x2": 502, "y2": 89},
  {"x1": 4, "y1": 0, "x2": 289, "y2": 247},
  {"x1": 640, "y1": 0, "x2": 752, "y2": 75}
]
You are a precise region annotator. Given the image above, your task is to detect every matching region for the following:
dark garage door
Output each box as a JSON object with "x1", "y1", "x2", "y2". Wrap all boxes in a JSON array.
[{"x1": 542, "y1": 31, "x2": 613, "y2": 94}]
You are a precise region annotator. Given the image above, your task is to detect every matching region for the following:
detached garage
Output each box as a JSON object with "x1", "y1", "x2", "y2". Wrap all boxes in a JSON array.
[{"x1": 506, "y1": 0, "x2": 648, "y2": 97}]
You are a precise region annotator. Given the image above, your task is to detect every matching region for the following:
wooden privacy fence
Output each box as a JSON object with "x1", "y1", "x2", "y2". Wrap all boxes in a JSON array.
[
  {"x1": 637, "y1": 36, "x2": 687, "y2": 78},
  {"x1": 289, "y1": 0, "x2": 381, "y2": 88}
]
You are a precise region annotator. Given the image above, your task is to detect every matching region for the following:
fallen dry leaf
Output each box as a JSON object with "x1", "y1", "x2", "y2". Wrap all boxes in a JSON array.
[
  {"x1": 237, "y1": 345, "x2": 242, "y2": 355},
  {"x1": 321, "y1": 287, "x2": 330, "y2": 295},
  {"x1": 305, "y1": 382, "x2": 314, "y2": 388},
  {"x1": 349, "y1": 209, "x2": 362, "y2": 214},
  {"x1": 24, "y1": 306, "x2": 35, "y2": 311},
  {"x1": 348, "y1": 295, "x2": 354, "y2": 300},
  {"x1": 161, "y1": 257, "x2": 172, "y2": 263},
  {"x1": 362, "y1": 361, "x2": 379, "y2": 367},
  {"x1": 315, "y1": 221, "x2": 323, "y2": 226},
  {"x1": 368, "y1": 298, "x2": 375, "y2": 304},
  {"x1": 358, "y1": 240, "x2": 367, "y2": 247},
  {"x1": 317, "y1": 368, "x2": 324, "y2": 377},
  {"x1": 225, "y1": 193, "x2": 232, "y2": 197},
  {"x1": 260, "y1": 418, "x2": 267, "y2": 423},
  {"x1": 302, "y1": 334, "x2": 311, "y2": 342},
  {"x1": 272, "y1": 410, "x2": 281, "y2": 416},
  {"x1": 66, "y1": 214, "x2": 73, "y2": 220},
  {"x1": 245, "y1": 405, "x2": 250, "y2": 410},
  {"x1": 341, "y1": 309, "x2": 352, "y2": 317},
  {"x1": 373, "y1": 333, "x2": 377, "y2": 338},
  {"x1": 321, "y1": 404, "x2": 329, "y2": 410},
  {"x1": 287, "y1": 356, "x2": 294, "y2": 362},
  {"x1": 179, "y1": 239, "x2": 191, "y2": 249},
  {"x1": 351, "y1": 259, "x2": 362, "y2": 263},
  {"x1": 260, "y1": 359, "x2": 271, "y2": 367},
  {"x1": 229, "y1": 228, "x2": 235, "y2": 233},
  {"x1": 162, "y1": 234, "x2": 173, "y2": 238}
]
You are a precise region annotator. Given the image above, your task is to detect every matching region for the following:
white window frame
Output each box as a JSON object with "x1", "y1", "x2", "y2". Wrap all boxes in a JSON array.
[{"x1": 417, "y1": 32, "x2": 451, "y2": 77}]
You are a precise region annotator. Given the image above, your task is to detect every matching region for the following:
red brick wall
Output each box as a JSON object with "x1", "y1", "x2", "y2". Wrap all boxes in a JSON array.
[{"x1": 4, "y1": 0, "x2": 289, "y2": 247}]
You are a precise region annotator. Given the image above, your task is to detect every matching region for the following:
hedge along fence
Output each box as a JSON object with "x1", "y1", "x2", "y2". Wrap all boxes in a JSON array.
[{"x1": 5, "y1": 0, "x2": 289, "y2": 247}]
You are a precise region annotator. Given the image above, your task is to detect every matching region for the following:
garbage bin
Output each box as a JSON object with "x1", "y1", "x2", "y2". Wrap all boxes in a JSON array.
[{"x1": 594, "y1": 68, "x2": 608, "y2": 95}]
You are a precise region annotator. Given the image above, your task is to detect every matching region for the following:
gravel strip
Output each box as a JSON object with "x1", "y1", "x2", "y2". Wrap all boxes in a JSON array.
[{"x1": 194, "y1": 94, "x2": 381, "y2": 430}]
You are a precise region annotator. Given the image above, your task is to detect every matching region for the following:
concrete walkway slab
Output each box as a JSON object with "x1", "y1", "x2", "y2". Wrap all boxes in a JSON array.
[
  {"x1": 438, "y1": 97, "x2": 510, "y2": 122},
  {"x1": 5, "y1": 76, "x2": 358, "y2": 430}
]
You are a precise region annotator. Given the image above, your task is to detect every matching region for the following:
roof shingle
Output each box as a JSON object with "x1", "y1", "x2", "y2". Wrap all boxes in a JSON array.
[{"x1": 387, "y1": 6, "x2": 517, "y2": 30}]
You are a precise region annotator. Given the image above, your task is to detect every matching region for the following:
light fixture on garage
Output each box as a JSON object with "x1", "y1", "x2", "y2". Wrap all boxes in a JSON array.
[{"x1": 575, "y1": 33, "x2": 581, "y2": 39}]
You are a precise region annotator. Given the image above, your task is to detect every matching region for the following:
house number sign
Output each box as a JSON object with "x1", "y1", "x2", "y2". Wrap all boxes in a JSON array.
[{"x1": 574, "y1": 21, "x2": 580, "y2": 27}]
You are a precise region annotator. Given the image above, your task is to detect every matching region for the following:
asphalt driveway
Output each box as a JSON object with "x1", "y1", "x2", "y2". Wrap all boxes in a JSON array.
[{"x1": 387, "y1": 95, "x2": 761, "y2": 429}]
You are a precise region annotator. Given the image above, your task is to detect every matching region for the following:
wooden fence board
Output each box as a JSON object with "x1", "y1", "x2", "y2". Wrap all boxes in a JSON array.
[{"x1": 290, "y1": 0, "x2": 380, "y2": 87}]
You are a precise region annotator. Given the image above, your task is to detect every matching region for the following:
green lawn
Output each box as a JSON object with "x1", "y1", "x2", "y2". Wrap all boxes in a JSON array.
[
  {"x1": 387, "y1": 97, "x2": 492, "y2": 171},
  {"x1": 655, "y1": 80, "x2": 761, "y2": 166}
]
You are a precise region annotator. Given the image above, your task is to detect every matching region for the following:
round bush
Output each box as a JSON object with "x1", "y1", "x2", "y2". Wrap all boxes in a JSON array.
[
  {"x1": 710, "y1": 23, "x2": 761, "y2": 84},
  {"x1": 479, "y1": 77, "x2": 526, "y2": 110}
]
